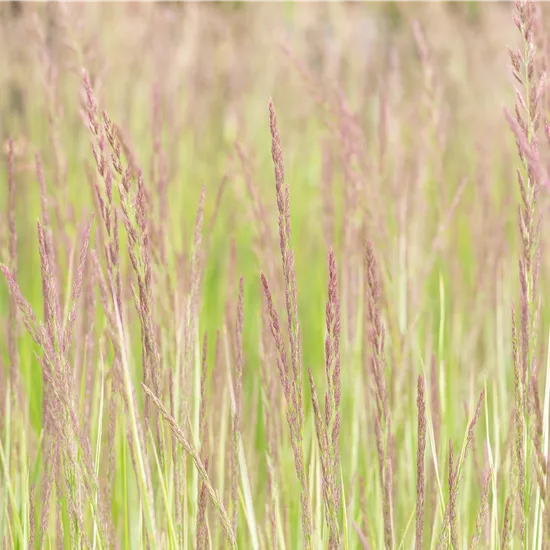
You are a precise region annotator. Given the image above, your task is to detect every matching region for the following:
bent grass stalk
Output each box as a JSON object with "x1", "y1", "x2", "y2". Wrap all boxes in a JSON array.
[{"x1": 141, "y1": 383, "x2": 237, "y2": 549}]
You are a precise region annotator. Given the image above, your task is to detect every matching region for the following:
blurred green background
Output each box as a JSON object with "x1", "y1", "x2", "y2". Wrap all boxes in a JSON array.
[{"x1": 1, "y1": 2, "x2": 548, "y2": 546}]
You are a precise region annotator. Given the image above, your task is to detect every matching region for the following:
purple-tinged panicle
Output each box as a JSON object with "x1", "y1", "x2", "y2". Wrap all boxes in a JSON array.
[
  {"x1": 448, "y1": 441, "x2": 458, "y2": 550},
  {"x1": 82, "y1": 69, "x2": 99, "y2": 136},
  {"x1": 82, "y1": 73, "x2": 160, "y2": 538},
  {"x1": 307, "y1": 249, "x2": 343, "y2": 548},
  {"x1": 0, "y1": 355, "x2": 5, "y2": 432},
  {"x1": 196, "y1": 456, "x2": 210, "y2": 550},
  {"x1": 436, "y1": 390, "x2": 485, "y2": 549},
  {"x1": 512, "y1": 304, "x2": 525, "y2": 541},
  {"x1": 235, "y1": 276, "x2": 244, "y2": 418},
  {"x1": 506, "y1": 3, "x2": 544, "y2": 536},
  {"x1": 39, "y1": 437, "x2": 59, "y2": 547},
  {"x1": 365, "y1": 240, "x2": 393, "y2": 548},
  {"x1": 104, "y1": 358, "x2": 118, "y2": 536},
  {"x1": 263, "y1": 98, "x2": 312, "y2": 547},
  {"x1": 197, "y1": 332, "x2": 210, "y2": 550},
  {"x1": 37, "y1": 220, "x2": 60, "y2": 356},
  {"x1": 327, "y1": 250, "x2": 342, "y2": 512},
  {"x1": 470, "y1": 468, "x2": 492, "y2": 550},
  {"x1": 36, "y1": 152, "x2": 63, "y2": 334},
  {"x1": 509, "y1": 21, "x2": 548, "y2": 436},
  {"x1": 415, "y1": 376, "x2": 426, "y2": 550},
  {"x1": 501, "y1": 497, "x2": 512, "y2": 548},
  {"x1": 261, "y1": 273, "x2": 290, "y2": 399},
  {"x1": 231, "y1": 276, "x2": 244, "y2": 537},
  {"x1": 308, "y1": 366, "x2": 336, "y2": 545},
  {"x1": 259, "y1": 286, "x2": 281, "y2": 549},
  {"x1": 463, "y1": 391, "x2": 485, "y2": 482},
  {"x1": 29, "y1": 483, "x2": 35, "y2": 550},
  {"x1": 268, "y1": 99, "x2": 299, "y2": 391},
  {"x1": 329, "y1": 253, "x2": 341, "y2": 506},
  {"x1": 508, "y1": 1, "x2": 543, "y2": 341},
  {"x1": 0, "y1": 262, "x2": 41, "y2": 346},
  {"x1": 268, "y1": 97, "x2": 290, "y2": 264},
  {"x1": 63, "y1": 214, "x2": 94, "y2": 356},
  {"x1": 269, "y1": 98, "x2": 285, "y2": 193}
]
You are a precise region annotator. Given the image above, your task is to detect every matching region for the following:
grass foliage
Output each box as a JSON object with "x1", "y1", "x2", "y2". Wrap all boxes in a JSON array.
[{"x1": 3, "y1": 1, "x2": 550, "y2": 548}]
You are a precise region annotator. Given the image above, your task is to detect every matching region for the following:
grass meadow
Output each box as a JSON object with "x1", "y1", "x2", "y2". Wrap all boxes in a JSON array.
[{"x1": 1, "y1": 1, "x2": 550, "y2": 548}]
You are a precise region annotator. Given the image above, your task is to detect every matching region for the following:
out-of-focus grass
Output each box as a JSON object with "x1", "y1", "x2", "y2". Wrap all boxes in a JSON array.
[{"x1": 1, "y1": 1, "x2": 549, "y2": 548}]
